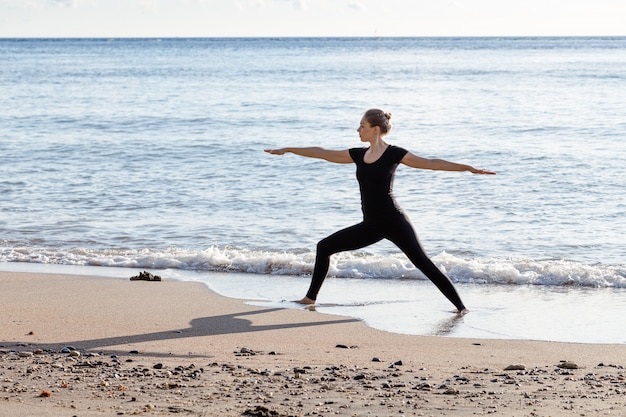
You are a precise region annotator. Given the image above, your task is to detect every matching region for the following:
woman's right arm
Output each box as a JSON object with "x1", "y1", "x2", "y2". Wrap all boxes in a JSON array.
[{"x1": 264, "y1": 147, "x2": 353, "y2": 164}]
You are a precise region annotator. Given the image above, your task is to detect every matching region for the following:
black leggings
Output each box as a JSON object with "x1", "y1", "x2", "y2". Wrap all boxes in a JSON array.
[{"x1": 305, "y1": 214, "x2": 466, "y2": 311}]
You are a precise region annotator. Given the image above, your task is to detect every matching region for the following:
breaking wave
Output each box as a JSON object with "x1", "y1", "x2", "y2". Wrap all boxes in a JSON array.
[{"x1": 1, "y1": 245, "x2": 624, "y2": 288}]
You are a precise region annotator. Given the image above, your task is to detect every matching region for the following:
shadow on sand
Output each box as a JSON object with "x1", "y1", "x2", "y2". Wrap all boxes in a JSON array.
[{"x1": 4, "y1": 308, "x2": 359, "y2": 358}]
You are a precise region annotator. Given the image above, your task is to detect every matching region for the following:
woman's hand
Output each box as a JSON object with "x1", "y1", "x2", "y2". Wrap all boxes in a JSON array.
[
  {"x1": 264, "y1": 148, "x2": 288, "y2": 155},
  {"x1": 469, "y1": 167, "x2": 496, "y2": 175}
]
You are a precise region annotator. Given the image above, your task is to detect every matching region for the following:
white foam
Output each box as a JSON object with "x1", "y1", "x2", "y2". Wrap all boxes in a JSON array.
[{"x1": 1, "y1": 245, "x2": 624, "y2": 288}]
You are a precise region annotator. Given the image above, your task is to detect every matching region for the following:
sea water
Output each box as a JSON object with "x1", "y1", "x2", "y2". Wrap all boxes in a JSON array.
[{"x1": 1, "y1": 38, "x2": 625, "y2": 343}]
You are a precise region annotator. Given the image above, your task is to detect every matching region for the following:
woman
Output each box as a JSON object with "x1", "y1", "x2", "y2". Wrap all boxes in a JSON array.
[{"x1": 265, "y1": 109, "x2": 495, "y2": 314}]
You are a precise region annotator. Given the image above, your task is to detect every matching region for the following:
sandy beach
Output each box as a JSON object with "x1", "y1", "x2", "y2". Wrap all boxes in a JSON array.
[{"x1": 1, "y1": 271, "x2": 625, "y2": 417}]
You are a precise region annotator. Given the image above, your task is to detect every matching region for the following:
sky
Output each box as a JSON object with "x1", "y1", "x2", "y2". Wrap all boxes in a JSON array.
[{"x1": 0, "y1": 0, "x2": 625, "y2": 38}]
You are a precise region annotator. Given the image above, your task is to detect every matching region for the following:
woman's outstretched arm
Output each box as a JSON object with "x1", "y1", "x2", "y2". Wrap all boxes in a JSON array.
[
  {"x1": 264, "y1": 147, "x2": 353, "y2": 164},
  {"x1": 401, "y1": 151, "x2": 495, "y2": 175}
]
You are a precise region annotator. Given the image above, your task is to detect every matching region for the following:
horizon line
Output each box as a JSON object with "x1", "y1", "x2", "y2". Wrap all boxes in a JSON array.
[{"x1": 2, "y1": 35, "x2": 625, "y2": 40}]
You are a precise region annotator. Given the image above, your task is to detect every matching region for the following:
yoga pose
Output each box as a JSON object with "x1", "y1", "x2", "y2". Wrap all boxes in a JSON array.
[{"x1": 265, "y1": 109, "x2": 495, "y2": 313}]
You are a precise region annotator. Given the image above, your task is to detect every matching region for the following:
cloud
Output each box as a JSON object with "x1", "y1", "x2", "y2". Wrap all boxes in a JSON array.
[
  {"x1": 235, "y1": 0, "x2": 267, "y2": 10},
  {"x1": 292, "y1": 0, "x2": 308, "y2": 10},
  {"x1": 49, "y1": 0, "x2": 78, "y2": 7},
  {"x1": 244, "y1": 0, "x2": 310, "y2": 10},
  {"x1": 11, "y1": 0, "x2": 81, "y2": 8},
  {"x1": 347, "y1": 1, "x2": 365, "y2": 12},
  {"x1": 137, "y1": 0, "x2": 157, "y2": 13}
]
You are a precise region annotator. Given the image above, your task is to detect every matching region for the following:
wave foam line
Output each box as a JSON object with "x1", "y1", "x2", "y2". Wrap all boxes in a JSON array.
[{"x1": 1, "y1": 245, "x2": 625, "y2": 288}]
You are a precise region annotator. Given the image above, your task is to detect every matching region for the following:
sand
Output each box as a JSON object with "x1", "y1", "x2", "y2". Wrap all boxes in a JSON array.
[{"x1": 1, "y1": 271, "x2": 624, "y2": 417}]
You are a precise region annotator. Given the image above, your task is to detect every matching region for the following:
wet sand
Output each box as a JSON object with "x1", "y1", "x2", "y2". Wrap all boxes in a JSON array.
[{"x1": 1, "y1": 271, "x2": 625, "y2": 416}]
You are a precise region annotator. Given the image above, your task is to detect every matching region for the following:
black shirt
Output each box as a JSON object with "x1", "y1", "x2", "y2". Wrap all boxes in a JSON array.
[{"x1": 349, "y1": 145, "x2": 409, "y2": 221}]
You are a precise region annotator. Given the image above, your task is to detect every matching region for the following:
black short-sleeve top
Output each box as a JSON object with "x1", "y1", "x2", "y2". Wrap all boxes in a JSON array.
[{"x1": 349, "y1": 145, "x2": 409, "y2": 220}]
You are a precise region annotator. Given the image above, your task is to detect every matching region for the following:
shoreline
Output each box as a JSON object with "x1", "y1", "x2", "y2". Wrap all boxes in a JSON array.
[
  {"x1": 4, "y1": 261, "x2": 624, "y2": 345},
  {"x1": 1, "y1": 271, "x2": 625, "y2": 416}
]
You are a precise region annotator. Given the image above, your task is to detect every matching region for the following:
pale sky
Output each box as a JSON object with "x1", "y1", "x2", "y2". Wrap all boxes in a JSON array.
[{"x1": 0, "y1": 0, "x2": 625, "y2": 38}]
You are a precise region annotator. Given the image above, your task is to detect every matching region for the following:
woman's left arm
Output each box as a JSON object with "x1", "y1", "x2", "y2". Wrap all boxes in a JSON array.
[{"x1": 401, "y1": 152, "x2": 496, "y2": 175}]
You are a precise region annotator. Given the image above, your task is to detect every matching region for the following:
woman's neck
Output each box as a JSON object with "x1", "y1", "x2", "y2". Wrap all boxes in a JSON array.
[{"x1": 368, "y1": 137, "x2": 388, "y2": 151}]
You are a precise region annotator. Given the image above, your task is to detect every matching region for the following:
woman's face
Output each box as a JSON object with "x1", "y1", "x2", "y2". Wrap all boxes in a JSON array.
[{"x1": 357, "y1": 117, "x2": 377, "y2": 142}]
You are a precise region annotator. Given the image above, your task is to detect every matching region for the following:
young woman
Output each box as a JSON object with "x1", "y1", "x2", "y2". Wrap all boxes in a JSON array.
[{"x1": 265, "y1": 109, "x2": 495, "y2": 314}]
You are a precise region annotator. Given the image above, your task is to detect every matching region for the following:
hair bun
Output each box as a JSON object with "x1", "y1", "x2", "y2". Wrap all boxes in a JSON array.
[{"x1": 363, "y1": 108, "x2": 393, "y2": 135}]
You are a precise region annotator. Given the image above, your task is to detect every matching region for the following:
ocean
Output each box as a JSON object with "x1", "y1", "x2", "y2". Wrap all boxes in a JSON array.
[{"x1": 1, "y1": 37, "x2": 625, "y2": 344}]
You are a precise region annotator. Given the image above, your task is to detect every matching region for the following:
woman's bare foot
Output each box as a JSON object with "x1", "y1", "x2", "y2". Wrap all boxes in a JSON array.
[
  {"x1": 457, "y1": 308, "x2": 469, "y2": 316},
  {"x1": 295, "y1": 297, "x2": 316, "y2": 305}
]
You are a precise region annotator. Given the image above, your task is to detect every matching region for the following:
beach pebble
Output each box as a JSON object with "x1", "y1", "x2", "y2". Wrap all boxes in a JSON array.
[
  {"x1": 69, "y1": 350, "x2": 81, "y2": 357},
  {"x1": 558, "y1": 361, "x2": 579, "y2": 369},
  {"x1": 504, "y1": 364, "x2": 525, "y2": 371},
  {"x1": 237, "y1": 347, "x2": 256, "y2": 356},
  {"x1": 388, "y1": 360, "x2": 403, "y2": 368},
  {"x1": 18, "y1": 351, "x2": 33, "y2": 358},
  {"x1": 443, "y1": 387, "x2": 459, "y2": 395},
  {"x1": 243, "y1": 405, "x2": 279, "y2": 417},
  {"x1": 61, "y1": 346, "x2": 76, "y2": 353}
]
